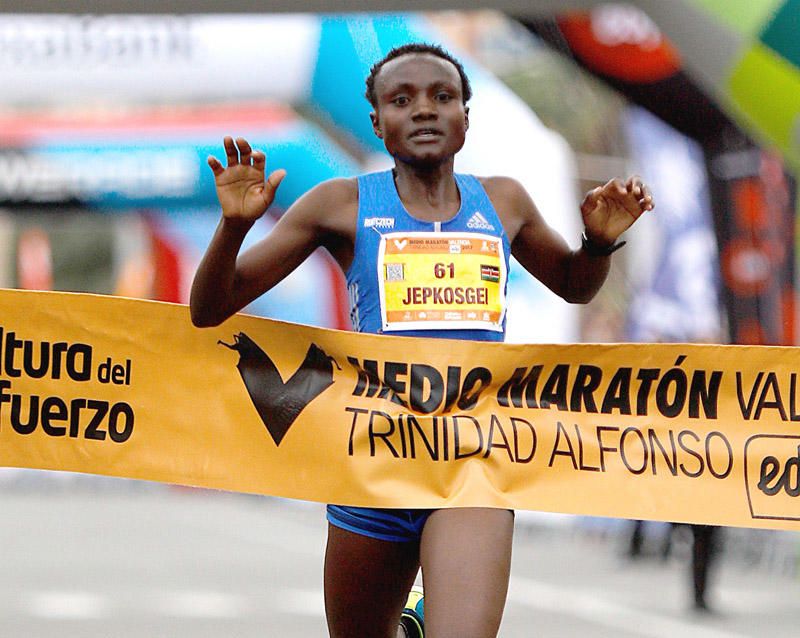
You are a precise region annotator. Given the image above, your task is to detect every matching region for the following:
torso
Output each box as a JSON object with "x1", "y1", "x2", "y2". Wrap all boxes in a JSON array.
[
  {"x1": 317, "y1": 173, "x2": 526, "y2": 273},
  {"x1": 344, "y1": 170, "x2": 511, "y2": 341}
]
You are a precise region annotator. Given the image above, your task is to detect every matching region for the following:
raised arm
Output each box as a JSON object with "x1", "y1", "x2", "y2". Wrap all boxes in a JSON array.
[
  {"x1": 485, "y1": 175, "x2": 653, "y2": 304},
  {"x1": 190, "y1": 136, "x2": 355, "y2": 327}
]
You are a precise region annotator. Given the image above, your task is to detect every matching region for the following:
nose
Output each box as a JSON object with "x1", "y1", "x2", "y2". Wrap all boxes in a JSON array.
[{"x1": 411, "y1": 96, "x2": 437, "y2": 121}]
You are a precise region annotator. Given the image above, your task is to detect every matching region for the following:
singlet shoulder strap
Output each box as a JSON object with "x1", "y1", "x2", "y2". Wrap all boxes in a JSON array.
[
  {"x1": 357, "y1": 171, "x2": 395, "y2": 215},
  {"x1": 454, "y1": 173, "x2": 493, "y2": 208}
]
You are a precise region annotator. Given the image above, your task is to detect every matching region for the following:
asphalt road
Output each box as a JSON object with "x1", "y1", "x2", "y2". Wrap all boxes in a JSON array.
[{"x1": 1, "y1": 473, "x2": 798, "y2": 637}]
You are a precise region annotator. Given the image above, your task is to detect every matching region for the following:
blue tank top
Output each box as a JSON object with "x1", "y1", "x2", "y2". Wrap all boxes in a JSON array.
[{"x1": 346, "y1": 170, "x2": 511, "y2": 341}]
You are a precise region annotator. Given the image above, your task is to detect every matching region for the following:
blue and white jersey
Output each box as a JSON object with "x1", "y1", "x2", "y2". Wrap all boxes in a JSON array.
[{"x1": 346, "y1": 170, "x2": 511, "y2": 341}]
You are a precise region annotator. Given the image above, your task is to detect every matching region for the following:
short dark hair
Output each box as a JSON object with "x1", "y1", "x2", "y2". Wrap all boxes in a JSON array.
[{"x1": 364, "y1": 42, "x2": 472, "y2": 109}]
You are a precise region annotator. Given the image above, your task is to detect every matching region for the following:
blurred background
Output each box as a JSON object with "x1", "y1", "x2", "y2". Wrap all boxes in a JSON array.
[{"x1": 1, "y1": 3, "x2": 799, "y2": 636}]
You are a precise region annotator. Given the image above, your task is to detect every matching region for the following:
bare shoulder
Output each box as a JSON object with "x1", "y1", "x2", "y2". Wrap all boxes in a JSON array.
[
  {"x1": 300, "y1": 177, "x2": 358, "y2": 212},
  {"x1": 309, "y1": 176, "x2": 359, "y2": 201},
  {"x1": 477, "y1": 175, "x2": 540, "y2": 240},
  {"x1": 288, "y1": 176, "x2": 358, "y2": 236},
  {"x1": 478, "y1": 175, "x2": 525, "y2": 198},
  {"x1": 478, "y1": 176, "x2": 537, "y2": 212}
]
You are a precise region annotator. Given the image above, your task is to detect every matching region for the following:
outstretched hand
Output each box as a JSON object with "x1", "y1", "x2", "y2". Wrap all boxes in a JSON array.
[
  {"x1": 207, "y1": 136, "x2": 286, "y2": 225},
  {"x1": 580, "y1": 176, "x2": 654, "y2": 246}
]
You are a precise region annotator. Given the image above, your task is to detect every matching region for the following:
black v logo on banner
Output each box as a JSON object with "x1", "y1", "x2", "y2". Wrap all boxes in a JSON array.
[{"x1": 220, "y1": 333, "x2": 339, "y2": 446}]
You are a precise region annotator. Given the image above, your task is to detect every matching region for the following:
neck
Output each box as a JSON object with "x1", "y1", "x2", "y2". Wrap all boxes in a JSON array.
[{"x1": 392, "y1": 159, "x2": 459, "y2": 221}]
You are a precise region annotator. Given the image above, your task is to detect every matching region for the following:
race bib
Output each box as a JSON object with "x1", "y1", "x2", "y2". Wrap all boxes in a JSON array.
[{"x1": 377, "y1": 232, "x2": 507, "y2": 332}]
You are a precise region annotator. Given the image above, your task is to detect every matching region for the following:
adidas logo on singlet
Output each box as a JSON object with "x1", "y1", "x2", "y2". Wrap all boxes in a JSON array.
[{"x1": 466, "y1": 211, "x2": 494, "y2": 231}]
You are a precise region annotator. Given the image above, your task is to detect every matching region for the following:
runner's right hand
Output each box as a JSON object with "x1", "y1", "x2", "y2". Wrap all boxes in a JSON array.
[{"x1": 207, "y1": 136, "x2": 286, "y2": 225}]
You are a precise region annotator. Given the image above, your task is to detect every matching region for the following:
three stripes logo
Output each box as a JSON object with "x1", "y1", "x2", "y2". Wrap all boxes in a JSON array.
[{"x1": 466, "y1": 211, "x2": 495, "y2": 231}]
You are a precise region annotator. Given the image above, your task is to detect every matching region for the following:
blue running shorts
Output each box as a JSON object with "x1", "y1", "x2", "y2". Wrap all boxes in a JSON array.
[{"x1": 326, "y1": 505, "x2": 434, "y2": 542}]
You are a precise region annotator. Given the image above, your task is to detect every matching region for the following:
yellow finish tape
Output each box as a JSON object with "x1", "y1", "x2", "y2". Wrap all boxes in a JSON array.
[{"x1": 2, "y1": 288, "x2": 800, "y2": 530}]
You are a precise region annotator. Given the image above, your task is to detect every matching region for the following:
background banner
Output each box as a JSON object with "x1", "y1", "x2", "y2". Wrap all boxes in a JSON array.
[{"x1": 2, "y1": 288, "x2": 799, "y2": 530}]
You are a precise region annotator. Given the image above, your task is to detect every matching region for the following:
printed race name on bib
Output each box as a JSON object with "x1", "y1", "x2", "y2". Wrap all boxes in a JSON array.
[{"x1": 377, "y1": 232, "x2": 507, "y2": 332}]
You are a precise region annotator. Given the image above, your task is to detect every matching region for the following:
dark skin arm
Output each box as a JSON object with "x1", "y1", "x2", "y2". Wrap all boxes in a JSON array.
[
  {"x1": 191, "y1": 137, "x2": 652, "y2": 327},
  {"x1": 189, "y1": 136, "x2": 356, "y2": 327},
  {"x1": 483, "y1": 175, "x2": 654, "y2": 304}
]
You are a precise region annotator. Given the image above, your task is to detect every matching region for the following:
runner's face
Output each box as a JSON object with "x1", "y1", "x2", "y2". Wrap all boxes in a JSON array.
[{"x1": 372, "y1": 53, "x2": 468, "y2": 167}]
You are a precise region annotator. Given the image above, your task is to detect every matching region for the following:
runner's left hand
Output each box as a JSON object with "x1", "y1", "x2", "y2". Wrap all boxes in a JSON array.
[{"x1": 580, "y1": 176, "x2": 654, "y2": 247}]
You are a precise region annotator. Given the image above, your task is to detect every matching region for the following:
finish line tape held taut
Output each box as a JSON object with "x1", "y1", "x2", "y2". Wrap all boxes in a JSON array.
[{"x1": 1, "y1": 288, "x2": 799, "y2": 531}]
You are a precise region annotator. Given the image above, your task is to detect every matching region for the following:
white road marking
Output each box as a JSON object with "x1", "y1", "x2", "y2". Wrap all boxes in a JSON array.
[
  {"x1": 153, "y1": 590, "x2": 246, "y2": 618},
  {"x1": 174, "y1": 501, "x2": 327, "y2": 557},
  {"x1": 273, "y1": 587, "x2": 326, "y2": 617},
  {"x1": 22, "y1": 587, "x2": 327, "y2": 620},
  {"x1": 508, "y1": 576, "x2": 750, "y2": 638},
  {"x1": 715, "y1": 587, "x2": 796, "y2": 614},
  {"x1": 28, "y1": 591, "x2": 109, "y2": 619}
]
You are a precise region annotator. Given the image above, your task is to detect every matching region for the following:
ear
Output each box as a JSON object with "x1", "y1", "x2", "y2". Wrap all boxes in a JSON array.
[
  {"x1": 464, "y1": 106, "x2": 470, "y2": 131},
  {"x1": 370, "y1": 111, "x2": 383, "y2": 139}
]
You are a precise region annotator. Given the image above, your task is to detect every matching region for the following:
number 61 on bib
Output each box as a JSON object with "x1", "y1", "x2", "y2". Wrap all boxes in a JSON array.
[{"x1": 377, "y1": 232, "x2": 508, "y2": 332}]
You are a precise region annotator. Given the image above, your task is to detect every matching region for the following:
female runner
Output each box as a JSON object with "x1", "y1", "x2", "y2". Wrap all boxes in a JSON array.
[{"x1": 191, "y1": 42, "x2": 653, "y2": 638}]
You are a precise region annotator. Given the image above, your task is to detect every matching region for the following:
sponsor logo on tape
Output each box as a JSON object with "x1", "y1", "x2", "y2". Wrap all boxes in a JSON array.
[{"x1": 744, "y1": 434, "x2": 800, "y2": 521}]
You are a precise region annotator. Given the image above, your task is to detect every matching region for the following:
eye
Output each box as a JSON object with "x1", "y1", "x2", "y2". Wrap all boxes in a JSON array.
[
  {"x1": 436, "y1": 92, "x2": 453, "y2": 102},
  {"x1": 392, "y1": 95, "x2": 410, "y2": 106}
]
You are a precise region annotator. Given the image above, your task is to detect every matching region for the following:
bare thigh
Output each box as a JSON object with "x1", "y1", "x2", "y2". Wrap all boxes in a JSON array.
[
  {"x1": 420, "y1": 508, "x2": 514, "y2": 638},
  {"x1": 324, "y1": 523, "x2": 420, "y2": 638}
]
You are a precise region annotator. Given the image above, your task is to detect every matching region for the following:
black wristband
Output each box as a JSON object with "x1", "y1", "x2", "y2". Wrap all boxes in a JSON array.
[{"x1": 581, "y1": 232, "x2": 626, "y2": 257}]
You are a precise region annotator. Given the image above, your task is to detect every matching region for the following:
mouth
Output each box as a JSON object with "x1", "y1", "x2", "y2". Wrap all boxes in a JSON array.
[{"x1": 409, "y1": 128, "x2": 443, "y2": 140}]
